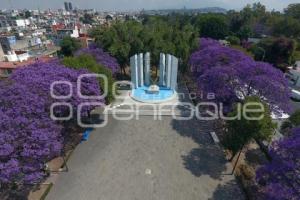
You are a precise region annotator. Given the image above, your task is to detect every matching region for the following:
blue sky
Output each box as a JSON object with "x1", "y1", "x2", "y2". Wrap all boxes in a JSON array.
[{"x1": 1, "y1": 0, "x2": 299, "y2": 11}]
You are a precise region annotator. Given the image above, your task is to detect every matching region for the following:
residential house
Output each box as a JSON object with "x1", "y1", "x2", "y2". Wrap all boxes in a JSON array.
[
  {"x1": 0, "y1": 35, "x2": 18, "y2": 53},
  {"x1": 56, "y1": 26, "x2": 79, "y2": 39},
  {"x1": 4, "y1": 50, "x2": 30, "y2": 62},
  {"x1": 0, "y1": 44, "x2": 4, "y2": 61},
  {"x1": 0, "y1": 56, "x2": 52, "y2": 78},
  {"x1": 78, "y1": 33, "x2": 94, "y2": 48}
]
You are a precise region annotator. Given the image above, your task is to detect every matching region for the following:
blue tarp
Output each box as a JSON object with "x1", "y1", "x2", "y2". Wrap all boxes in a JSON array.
[{"x1": 81, "y1": 128, "x2": 93, "y2": 141}]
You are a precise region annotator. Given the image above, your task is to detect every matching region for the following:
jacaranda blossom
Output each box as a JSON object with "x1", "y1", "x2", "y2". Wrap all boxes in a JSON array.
[
  {"x1": 189, "y1": 38, "x2": 291, "y2": 114},
  {"x1": 256, "y1": 127, "x2": 300, "y2": 200},
  {"x1": 0, "y1": 60, "x2": 103, "y2": 184}
]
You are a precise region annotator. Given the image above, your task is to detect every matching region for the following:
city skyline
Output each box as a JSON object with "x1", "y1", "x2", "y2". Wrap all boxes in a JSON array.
[{"x1": 1, "y1": 0, "x2": 299, "y2": 11}]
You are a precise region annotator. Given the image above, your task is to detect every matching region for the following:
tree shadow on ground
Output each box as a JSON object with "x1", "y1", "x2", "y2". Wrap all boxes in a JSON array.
[
  {"x1": 244, "y1": 148, "x2": 268, "y2": 168},
  {"x1": 171, "y1": 117, "x2": 214, "y2": 146},
  {"x1": 171, "y1": 111, "x2": 229, "y2": 180},
  {"x1": 208, "y1": 179, "x2": 246, "y2": 200},
  {"x1": 79, "y1": 113, "x2": 105, "y2": 129},
  {"x1": 182, "y1": 147, "x2": 228, "y2": 180}
]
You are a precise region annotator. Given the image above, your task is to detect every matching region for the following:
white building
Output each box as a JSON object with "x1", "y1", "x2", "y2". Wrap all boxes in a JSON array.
[
  {"x1": 286, "y1": 63, "x2": 300, "y2": 100},
  {"x1": 57, "y1": 26, "x2": 79, "y2": 38},
  {"x1": 71, "y1": 26, "x2": 79, "y2": 38},
  {"x1": 15, "y1": 19, "x2": 30, "y2": 27},
  {"x1": 0, "y1": 44, "x2": 5, "y2": 61},
  {"x1": 4, "y1": 50, "x2": 30, "y2": 62}
]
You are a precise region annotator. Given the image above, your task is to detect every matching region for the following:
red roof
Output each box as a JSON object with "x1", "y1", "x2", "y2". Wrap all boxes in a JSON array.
[
  {"x1": 0, "y1": 56, "x2": 53, "y2": 69},
  {"x1": 52, "y1": 24, "x2": 65, "y2": 31}
]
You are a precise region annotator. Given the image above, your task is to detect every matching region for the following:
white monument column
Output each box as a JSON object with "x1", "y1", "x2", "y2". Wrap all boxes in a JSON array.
[
  {"x1": 170, "y1": 56, "x2": 179, "y2": 90},
  {"x1": 159, "y1": 53, "x2": 166, "y2": 86},
  {"x1": 130, "y1": 54, "x2": 138, "y2": 88},
  {"x1": 144, "y1": 52, "x2": 151, "y2": 86},
  {"x1": 166, "y1": 54, "x2": 172, "y2": 88},
  {"x1": 138, "y1": 53, "x2": 144, "y2": 87}
]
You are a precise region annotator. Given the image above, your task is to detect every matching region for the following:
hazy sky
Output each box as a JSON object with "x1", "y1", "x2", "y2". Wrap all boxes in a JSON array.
[{"x1": 1, "y1": 0, "x2": 299, "y2": 11}]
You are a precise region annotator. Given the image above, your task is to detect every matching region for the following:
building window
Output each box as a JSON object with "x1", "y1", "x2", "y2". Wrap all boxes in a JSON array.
[{"x1": 4, "y1": 69, "x2": 12, "y2": 75}]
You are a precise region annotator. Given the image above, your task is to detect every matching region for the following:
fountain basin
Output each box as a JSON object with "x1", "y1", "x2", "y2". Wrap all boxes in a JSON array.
[{"x1": 131, "y1": 86, "x2": 176, "y2": 103}]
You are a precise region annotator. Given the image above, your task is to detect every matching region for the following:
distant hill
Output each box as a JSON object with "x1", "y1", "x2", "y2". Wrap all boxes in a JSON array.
[{"x1": 141, "y1": 7, "x2": 227, "y2": 15}]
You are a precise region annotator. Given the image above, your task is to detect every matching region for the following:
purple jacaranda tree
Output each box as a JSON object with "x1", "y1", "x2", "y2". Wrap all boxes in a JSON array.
[
  {"x1": 256, "y1": 127, "x2": 300, "y2": 200},
  {"x1": 0, "y1": 82, "x2": 63, "y2": 184},
  {"x1": 0, "y1": 60, "x2": 103, "y2": 184},
  {"x1": 189, "y1": 38, "x2": 291, "y2": 114},
  {"x1": 75, "y1": 44, "x2": 119, "y2": 75},
  {"x1": 11, "y1": 60, "x2": 103, "y2": 117},
  {"x1": 190, "y1": 40, "x2": 253, "y2": 77},
  {"x1": 197, "y1": 37, "x2": 222, "y2": 50}
]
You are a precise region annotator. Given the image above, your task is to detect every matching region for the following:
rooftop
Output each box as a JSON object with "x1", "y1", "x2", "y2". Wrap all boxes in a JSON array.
[{"x1": 0, "y1": 56, "x2": 53, "y2": 69}]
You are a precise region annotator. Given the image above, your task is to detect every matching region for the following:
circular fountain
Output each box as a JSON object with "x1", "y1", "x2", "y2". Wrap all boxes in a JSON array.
[
  {"x1": 131, "y1": 85, "x2": 176, "y2": 103},
  {"x1": 129, "y1": 53, "x2": 178, "y2": 104}
]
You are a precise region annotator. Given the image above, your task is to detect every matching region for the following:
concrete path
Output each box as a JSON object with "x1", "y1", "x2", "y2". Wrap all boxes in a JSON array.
[{"x1": 46, "y1": 115, "x2": 245, "y2": 200}]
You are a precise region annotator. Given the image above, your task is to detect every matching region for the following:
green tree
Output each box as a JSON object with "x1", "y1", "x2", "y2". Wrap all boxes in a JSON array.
[
  {"x1": 280, "y1": 109, "x2": 300, "y2": 134},
  {"x1": 80, "y1": 13, "x2": 95, "y2": 25},
  {"x1": 142, "y1": 17, "x2": 176, "y2": 64},
  {"x1": 228, "y1": 3, "x2": 270, "y2": 38},
  {"x1": 91, "y1": 17, "x2": 198, "y2": 73},
  {"x1": 237, "y1": 26, "x2": 253, "y2": 40},
  {"x1": 240, "y1": 4, "x2": 253, "y2": 25},
  {"x1": 63, "y1": 55, "x2": 115, "y2": 103},
  {"x1": 256, "y1": 37, "x2": 296, "y2": 71},
  {"x1": 25, "y1": 10, "x2": 31, "y2": 19},
  {"x1": 251, "y1": 2, "x2": 267, "y2": 18},
  {"x1": 142, "y1": 16, "x2": 198, "y2": 72},
  {"x1": 224, "y1": 96, "x2": 276, "y2": 160},
  {"x1": 173, "y1": 24, "x2": 198, "y2": 72},
  {"x1": 91, "y1": 20, "x2": 144, "y2": 74},
  {"x1": 228, "y1": 10, "x2": 244, "y2": 33},
  {"x1": 250, "y1": 45, "x2": 266, "y2": 61},
  {"x1": 290, "y1": 110, "x2": 300, "y2": 126},
  {"x1": 227, "y1": 36, "x2": 240, "y2": 45},
  {"x1": 285, "y1": 3, "x2": 300, "y2": 20},
  {"x1": 272, "y1": 16, "x2": 300, "y2": 38},
  {"x1": 60, "y1": 36, "x2": 81, "y2": 57},
  {"x1": 195, "y1": 14, "x2": 229, "y2": 39}
]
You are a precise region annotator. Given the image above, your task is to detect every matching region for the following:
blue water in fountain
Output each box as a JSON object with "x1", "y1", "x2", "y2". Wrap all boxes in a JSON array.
[{"x1": 131, "y1": 86, "x2": 175, "y2": 102}]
